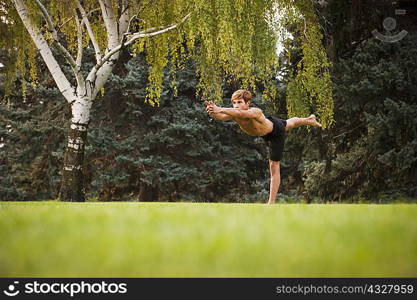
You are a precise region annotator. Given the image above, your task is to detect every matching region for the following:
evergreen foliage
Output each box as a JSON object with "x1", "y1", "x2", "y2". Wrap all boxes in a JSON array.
[
  {"x1": 0, "y1": 79, "x2": 67, "y2": 200},
  {"x1": 303, "y1": 34, "x2": 417, "y2": 201}
]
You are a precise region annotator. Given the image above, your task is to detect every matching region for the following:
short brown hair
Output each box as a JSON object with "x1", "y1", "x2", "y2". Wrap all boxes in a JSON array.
[{"x1": 231, "y1": 90, "x2": 252, "y2": 103}]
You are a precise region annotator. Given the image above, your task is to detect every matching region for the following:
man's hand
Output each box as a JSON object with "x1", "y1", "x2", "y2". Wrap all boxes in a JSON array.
[
  {"x1": 205, "y1": 100, "x2": 221, "y2": 114},
  {"x1": 204, "y1": 100, "x2": 212, "y2": 110},
  {"x1": 204, "y1": 101, "x2": 233, "y2": 121}
]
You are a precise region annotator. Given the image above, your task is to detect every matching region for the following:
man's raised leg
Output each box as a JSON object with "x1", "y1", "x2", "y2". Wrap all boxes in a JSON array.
[
  {"x1": 268, "y1": 160, "x2": 280, "y2": 205},
  {"x1": 285, "y1": 114, "x2": 322, "y2": 131}
]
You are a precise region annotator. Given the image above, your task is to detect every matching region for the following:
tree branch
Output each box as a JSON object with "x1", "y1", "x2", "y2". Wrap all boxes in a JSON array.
[
  {"x1": 58, "y1": 8, "x2": 101, "y2": 30},
  {"x1": 99, "y1": 0, "x2": 119, "y2": 48},
  {"x1": 124, "y1": 13, "x2": 191, "y2": 47},
  {"x1": 124, "y1": 14, "x2": 138, "y2": 35},
  {"x1": 12, "y1": 0, "x2": 76, "y2": 103},
  {"x1": 123, "y1": 4, "x2": 145, "y2": 35},
  {"x1": 103, "y1": 13, "x2": 191, "y2": 71},
  {"x1": 72, "y1": 11, "x2": 87, "y2": 96},
  {"x1": 118, "y1": 1, "x2": 131, "y2": 38},
  {"x1": 74, "y1": 12, "x2": 83, "y2": 68},
  {"x1": 87, "y1": 13, "x2": 190, "y2": 99},
  {"x1": 76, "y1": 0, "x2": 102, "y2": 62},
  {"x1": 34, "y1": 0, "x2": 77, "y2": 69}
]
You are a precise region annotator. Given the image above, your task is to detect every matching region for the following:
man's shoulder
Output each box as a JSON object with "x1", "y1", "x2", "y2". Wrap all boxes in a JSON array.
[{"x1": 249, "y1": 107, "x2": 265, "y2": 119}]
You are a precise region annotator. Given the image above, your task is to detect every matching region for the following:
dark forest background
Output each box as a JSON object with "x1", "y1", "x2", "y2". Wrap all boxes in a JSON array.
[{"x1": 1, "y1": 0, "x2": 416, "y2": 203}]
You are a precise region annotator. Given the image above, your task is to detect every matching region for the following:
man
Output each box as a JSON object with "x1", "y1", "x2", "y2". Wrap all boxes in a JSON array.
[{"x1": 205, "y1": 89, "x2": 322, "y2": 204}]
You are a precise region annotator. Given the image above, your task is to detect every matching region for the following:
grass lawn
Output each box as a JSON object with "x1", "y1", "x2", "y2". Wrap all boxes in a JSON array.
[{"x1": 0, "y1": 201, "x2": 416, "y2": 277}]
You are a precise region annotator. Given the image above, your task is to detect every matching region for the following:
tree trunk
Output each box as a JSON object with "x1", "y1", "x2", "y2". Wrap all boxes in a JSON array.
[
  {"x1": 59, "y1": 121, "x2": 89, "y2": 202},
  {"x1": 59, "y1": 98, "x2": 92, "y2": 202}
]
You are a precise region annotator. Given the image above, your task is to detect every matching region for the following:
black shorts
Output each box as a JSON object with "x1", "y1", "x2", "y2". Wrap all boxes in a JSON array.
[{"x1": 261, "y1": 116, "x2": 286, "y2": 162}]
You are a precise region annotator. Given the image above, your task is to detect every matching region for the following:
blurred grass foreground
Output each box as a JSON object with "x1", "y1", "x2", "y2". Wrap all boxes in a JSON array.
[{"x1": 0, "y1": 202, "x2": 416, "y2": 277}]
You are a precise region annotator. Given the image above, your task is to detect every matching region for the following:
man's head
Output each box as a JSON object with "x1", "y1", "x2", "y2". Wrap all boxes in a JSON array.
[{"x1": 231, "y1": 89, "x2": 252, "y2": 110}]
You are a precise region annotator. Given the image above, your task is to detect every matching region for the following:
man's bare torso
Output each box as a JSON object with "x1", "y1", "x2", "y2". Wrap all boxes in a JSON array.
[{"x1": 233, "y1": 112, "x2": 273, "y2": 136}]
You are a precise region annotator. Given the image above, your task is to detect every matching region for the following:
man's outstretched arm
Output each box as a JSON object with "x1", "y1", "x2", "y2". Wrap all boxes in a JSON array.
[
  {"x1": 205, "y1": 101, "x2": 233, "y2": 121},
  {"x1": 206, "y1": 101, "x2": 261, "y2": 119},
  {"x1": 216, "y1": 107, "x2": 262, "y2": 119},
  {"x1": 210, "y1": 112, "x2": 233, "y2": 121}
]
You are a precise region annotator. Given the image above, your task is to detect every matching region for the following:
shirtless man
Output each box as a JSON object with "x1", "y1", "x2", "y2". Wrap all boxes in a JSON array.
[{"x1": 205, "y1": 89, "x2": 322, "y2": 204}]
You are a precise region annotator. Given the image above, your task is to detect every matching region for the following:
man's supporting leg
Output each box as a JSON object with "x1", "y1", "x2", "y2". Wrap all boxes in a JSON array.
[
  {"x1": 285, "y1": 114, "x2": 322, "y2": 131},
  {"x1": 268, "y1": 160, "x2": 280, "y2": 204}
]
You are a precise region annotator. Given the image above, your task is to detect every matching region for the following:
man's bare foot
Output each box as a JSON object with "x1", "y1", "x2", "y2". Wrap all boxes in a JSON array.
[{"x1": 307, "y1": 114, "x2": 322, "y2": 128}]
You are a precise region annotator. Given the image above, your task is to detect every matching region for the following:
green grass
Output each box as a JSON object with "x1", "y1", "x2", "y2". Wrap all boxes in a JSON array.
[{"x1": 0, "y1": 201, "x2": 416, "y2": 277}]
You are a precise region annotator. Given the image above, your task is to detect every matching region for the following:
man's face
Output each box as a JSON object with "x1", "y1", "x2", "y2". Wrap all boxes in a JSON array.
[{"x1": 232, "y1": 98, "x2": 250, "y2": 110}]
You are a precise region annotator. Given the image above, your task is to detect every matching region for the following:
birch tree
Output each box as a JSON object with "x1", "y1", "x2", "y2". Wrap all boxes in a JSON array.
[
  {"x1": 7, "y1": 0, "x2": 188, "y2": 201},
  {"x1": 3, "y1": 0, "x2": 334, "y2": 201}
]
